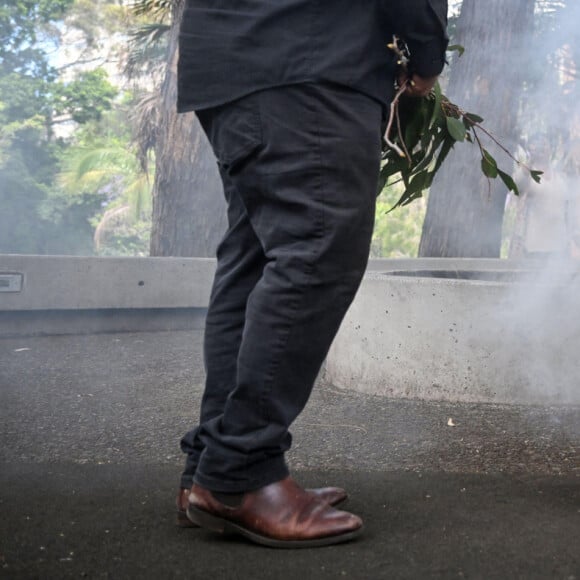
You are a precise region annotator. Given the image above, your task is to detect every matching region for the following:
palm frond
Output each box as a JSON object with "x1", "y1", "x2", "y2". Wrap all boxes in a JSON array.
[
  {"x1": 125, "y1": 173, "x2": 152, "y2": 219},
  {"x1": 125, "y1": 22, "x2": 170, "y2": 79},
  {"x1": 130, "y1": 22, "x2": 171, "y2": 43},
  {"x1": 74, "y1": 147, "x2": 131, "y2": 179},
  {"x1": 130, "y1": 0, "x2": 175, "y2": 19},
  {"x1": 132, "y1": 92, "x2": 161, "y2": 172},
  {"x1": 94, "y1": 205, "x2": 131, "y2": 251}
]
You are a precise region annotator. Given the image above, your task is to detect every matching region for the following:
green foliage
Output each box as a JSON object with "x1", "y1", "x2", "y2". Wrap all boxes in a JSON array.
[
  {"x1": 54, "y1": 68, "x2": 118, "y2": 124},
  {"x1": 446, "y1": 116, "x2": 466, "y2": 142},
  {"x1": 447, "y1": 44, "x2": 465, "y2": 57},
  {"x1": 381, "y1": 83, "x2": 544, "y2": 213},
  {"x1": 380, "y1": 84, "x2": 454, "y2": 210},
  {"x1": 64, "y1": 0, "x2": 130, "y2": 45},
  {"x1": 0, "y1": 131, "x2": 100, "y2": 255},
  {"x1": 92, "y1": 218, "x2": 151, "y2": 257},
  {"x1": 372, "y1": 180, "x2": 426, "y2": 258},
  {"x1": 0, "y1": 0, "x2": 122, "y2": 255},
  {"x1": 0, "y1": 0, "x2": 73, "y2": 125},
  {"x1": 57, "y1": 105, "x2": 153, "y2": 256},
  {"x1": 0, "y1": 0, "x2": 74, "y2": 66},
  {"x1": 381, "y1": 41, "x2": 544, "y2": 216}
]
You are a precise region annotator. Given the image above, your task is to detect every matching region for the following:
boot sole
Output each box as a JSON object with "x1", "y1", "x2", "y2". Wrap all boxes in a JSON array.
[
  {"x1": 186, "y1": 505, "x2": 363, "y2": 548},
  {"x1": 177, "y1": 509, "x2": 199, "y2": 528}
]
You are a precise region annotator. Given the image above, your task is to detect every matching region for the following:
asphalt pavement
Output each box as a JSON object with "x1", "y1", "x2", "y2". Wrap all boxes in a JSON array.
[{"x1": 0, "y1": 331, "x2": 579, "y2": 579}]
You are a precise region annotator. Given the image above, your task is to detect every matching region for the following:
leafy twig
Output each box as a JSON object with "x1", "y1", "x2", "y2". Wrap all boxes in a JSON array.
[{"x1": 380, "y1": 38, "x2": 543, "y2": 211}]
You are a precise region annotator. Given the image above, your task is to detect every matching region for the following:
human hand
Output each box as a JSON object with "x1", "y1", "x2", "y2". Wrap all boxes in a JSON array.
[{"x1": 398, "y1": 73, "x2": 439, "y2": 98}]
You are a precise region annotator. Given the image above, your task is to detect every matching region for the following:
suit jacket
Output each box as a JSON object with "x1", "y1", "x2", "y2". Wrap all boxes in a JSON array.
[{"x1": 177, "y1": 0, "x2": 448, "y2": 112}]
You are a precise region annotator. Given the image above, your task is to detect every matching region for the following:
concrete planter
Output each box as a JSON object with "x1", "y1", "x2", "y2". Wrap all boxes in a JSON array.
[{"x1": 326, "y1": 259, "x2": 580, "y2": 406}]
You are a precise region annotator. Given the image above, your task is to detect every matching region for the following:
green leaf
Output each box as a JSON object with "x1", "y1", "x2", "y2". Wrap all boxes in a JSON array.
[
  {"x1": 388, "y1": 188, "x2": 422, "y2": 213},
  {"x1": 431, "y1": 136, "x2": 455, "y2": 176},
  {"x1": 406, "y1": 170, "x2": 431, "y2": 196},
  {"x1": 389, "y1": 169, "x2": 436, "y2": 212},
  {"x1": 380, "y1": 155, "x2": 407, "y2": 179},
  {"x1": 464, "y1": 112, "x2": 484, "y2": 125},
  {"x1": 531, "y1": 170, "x2": 544, "y2": 184},
  {"x1": 447, "y1": 44, "x2": 465, "y2": 57},
  {"x1": 400, "y1": 190, "x2": 425, "y2": 207},
  {"x1": 412, "y1": 132, "x2": 446, "y2": 175},
  {"x1": 481, "y1": 149, "x2": 498, "y2": 179},
  {"x1": 429, "y1": 82, "x2": 443, "y2": 129},
  {"x1": 498, "y1": 169, "x2": 519, "y2": 196},
  {"x1": 446, "y1": 117, "x2": 466, "y2": 142},
  {"x1": 404, "y1": 101, "x2": 429, "y2": 153}
]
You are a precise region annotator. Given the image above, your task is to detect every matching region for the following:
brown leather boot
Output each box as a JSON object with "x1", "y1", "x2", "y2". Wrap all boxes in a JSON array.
[
  {"x1": 186, "y1": 477, "x2": 363, "y2": 548},
  {"x1": 176, "y1": 481, "x2": 348, "y2": 528}
]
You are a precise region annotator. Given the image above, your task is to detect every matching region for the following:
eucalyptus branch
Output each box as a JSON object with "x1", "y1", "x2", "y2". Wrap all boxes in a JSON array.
[
  {"x1": 384, "y1": 82, "x2": 408, "y2": 159},
  {"x1": 470, "y1": 127, "x2": 494, "y2": 195},
  {"x1": 395, "y1": 93, "x2": 411, "y2": 162},
  {"x1": 380, "y1": 38, "x2": 543, "y2": 211},
  {"x1": 442, "y1": 101, "x2": 529, "y2": 172},
  {"x1": 466, "y1": 119, "x2": 486, "y2": 159}
]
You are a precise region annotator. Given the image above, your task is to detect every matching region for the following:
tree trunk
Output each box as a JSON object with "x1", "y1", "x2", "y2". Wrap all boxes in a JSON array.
[
  {"x1": 419, "y1": 0, "x2": 534, "y2": 258},
  {"x1": 149, "y1": 0, "x2": 226, "y2": 257}
]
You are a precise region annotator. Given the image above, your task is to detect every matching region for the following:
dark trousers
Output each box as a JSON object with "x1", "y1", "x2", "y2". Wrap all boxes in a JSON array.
[{"x1": 180, "y1": 83, "x2": 383, "y2": 493}]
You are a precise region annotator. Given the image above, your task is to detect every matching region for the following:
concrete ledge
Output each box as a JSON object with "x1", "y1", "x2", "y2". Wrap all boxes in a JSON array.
[
  {"x1": 366, "y1": 257, "x2": 545, "y2": 272},
  {"x1": 0, "y1": 255, "x2": 541, "y2": 312},
  {"x1": 326, "y1": 260, "x2": 580, "y2": 406},
  {"x1": 0, "y1": 255, "x2": 216, "y2": 336},
  {"x1": 0, "y1": 255, "x2": 216, "y2": 311}
]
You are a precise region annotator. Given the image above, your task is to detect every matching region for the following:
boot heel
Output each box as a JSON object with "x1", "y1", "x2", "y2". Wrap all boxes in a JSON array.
[{"x1": 186, "y1": 505, "x2": 226, "y2": 533}]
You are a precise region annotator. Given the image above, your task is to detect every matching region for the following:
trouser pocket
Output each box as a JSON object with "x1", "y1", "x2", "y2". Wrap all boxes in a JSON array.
[{"x1": 197, "y1": 96, "x2": 263, "y2": 175}]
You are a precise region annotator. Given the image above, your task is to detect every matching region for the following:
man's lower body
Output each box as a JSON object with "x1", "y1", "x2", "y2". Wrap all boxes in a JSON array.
[{"x1": 178, "y1": 83, "x2": 383, "y2": 546}]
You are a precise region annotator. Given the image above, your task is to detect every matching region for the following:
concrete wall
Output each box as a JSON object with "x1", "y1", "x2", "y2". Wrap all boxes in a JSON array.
[
  {"x1": 0, "y1": 255, "x2": 216, "y2": 336},
  {"x1": 0, "y1": 255, "x2": 215, "y2": 310},
  {"x1": 325, "y1": 265, "x2": 580, "y2": 406}
]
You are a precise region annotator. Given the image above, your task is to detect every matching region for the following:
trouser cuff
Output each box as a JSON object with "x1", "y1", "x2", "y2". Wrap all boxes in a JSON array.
[{"x1": 193, "y1": 455, "x2": 289, "y2": 493}]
